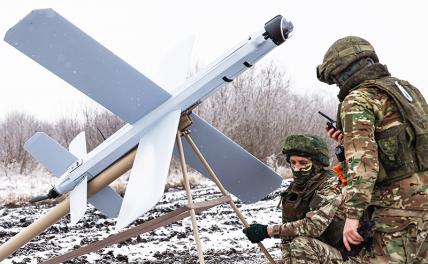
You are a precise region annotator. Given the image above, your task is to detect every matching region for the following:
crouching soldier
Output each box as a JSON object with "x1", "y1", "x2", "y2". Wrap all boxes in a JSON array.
[{"x1": 243, "y1": 134, "x2": 367, "y2": 263}]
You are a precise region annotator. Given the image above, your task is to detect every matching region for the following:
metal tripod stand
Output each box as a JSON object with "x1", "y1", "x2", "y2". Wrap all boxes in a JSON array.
[
  {"x1": 175, "y1": 114, "x2": 276, "y2": 264},
  {"x1": 40, "y1": 114, "x2": 277, "y2": 264}
]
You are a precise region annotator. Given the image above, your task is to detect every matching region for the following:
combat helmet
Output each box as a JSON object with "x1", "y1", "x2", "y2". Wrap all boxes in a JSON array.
[
  {"x1": 317, "y1": 36, "x2": 379, "y2": 85},
  {"x1": 282, "y1": 134, "x2": 329, "y2": 166}
]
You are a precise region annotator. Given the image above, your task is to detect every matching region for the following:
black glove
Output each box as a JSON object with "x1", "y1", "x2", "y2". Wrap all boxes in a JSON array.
[
  {"x1": 242, "y1": 223, "x2": 269, "y2": 243},
  {"x1": 338, "y1": 220, "x2": 374, "y2": 261}
]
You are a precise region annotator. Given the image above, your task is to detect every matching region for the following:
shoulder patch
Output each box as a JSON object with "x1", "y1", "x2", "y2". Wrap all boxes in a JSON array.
[{"x1": 395, "y1": 81, "x2": 413, "y2": 102}]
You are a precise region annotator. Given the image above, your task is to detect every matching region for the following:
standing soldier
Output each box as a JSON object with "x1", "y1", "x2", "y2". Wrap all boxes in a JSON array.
[
  {"x1": 242, "y1": 134, "x2": 367, "y2": 263},
  {"x1": 317, "y1": 36, "x2": 428, "y2": 263}
]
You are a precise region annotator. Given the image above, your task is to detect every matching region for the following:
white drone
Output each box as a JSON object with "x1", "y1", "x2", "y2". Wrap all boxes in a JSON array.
[{"x1": 4, "y1": 9, "x2": 293, "y2": 231}]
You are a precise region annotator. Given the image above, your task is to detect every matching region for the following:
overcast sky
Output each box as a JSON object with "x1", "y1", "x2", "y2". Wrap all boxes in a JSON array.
[{"x1": 1, "y1": 0, "x2": 427, "y2": 121}]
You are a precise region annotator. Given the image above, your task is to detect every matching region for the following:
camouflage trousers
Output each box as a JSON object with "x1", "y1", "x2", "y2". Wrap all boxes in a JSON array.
[
  {"x1": 369, "y1": 211, "x2": 428, "y2": 264},
  {"x1": 277, "y1": 236, "x2": 367, "y2": 264}
]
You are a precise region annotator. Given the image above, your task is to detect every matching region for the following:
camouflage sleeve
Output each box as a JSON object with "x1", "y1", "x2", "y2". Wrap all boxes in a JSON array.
[
  {"x1": 341, "y1": 89, "x2": 379, "y2": 219},
  {"x1": 272, "y1": 177, "x2": 343, "y2": 239}
]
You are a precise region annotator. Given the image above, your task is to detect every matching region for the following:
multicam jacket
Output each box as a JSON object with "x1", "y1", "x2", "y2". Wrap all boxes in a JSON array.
[
  {"x1": 336, "y1": 63, "x2": 428, "y2": 220},
  {"x1": 271, "y1": 170, "x2": 345, "y2": 247}
]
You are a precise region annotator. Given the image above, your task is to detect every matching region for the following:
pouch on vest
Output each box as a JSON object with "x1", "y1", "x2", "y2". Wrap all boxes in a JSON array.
[
  {"x1": 365, "y1": 77, "x2": 428, "y2": 183},
  {"x1": 375, "y1": 124, "x2": 418, "y2": 184}
]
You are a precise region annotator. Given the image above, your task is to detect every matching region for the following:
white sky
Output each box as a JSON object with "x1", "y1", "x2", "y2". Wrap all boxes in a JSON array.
[{"x1": 1, "y1": 0, "x2": 428, "y2": 121}]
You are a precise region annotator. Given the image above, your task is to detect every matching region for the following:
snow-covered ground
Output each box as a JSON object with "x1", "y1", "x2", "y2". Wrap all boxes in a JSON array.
[
  {"x1": 0, "y1": 172, "x2": 290, "y2": 263},
  {"x1": 0, "y1": 169, "x2": 56, "y2": 207}
]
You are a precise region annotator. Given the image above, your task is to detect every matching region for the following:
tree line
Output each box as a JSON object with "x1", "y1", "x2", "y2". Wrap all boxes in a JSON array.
[{"x1": 0, "y1": 62, "x2": 338, "y2": 176}]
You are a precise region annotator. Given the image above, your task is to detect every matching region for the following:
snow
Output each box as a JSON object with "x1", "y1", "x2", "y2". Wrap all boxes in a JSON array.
[
  {"x1": 0, "y1": 174, "x2": 291, "y2": 263},
  {"x1": 0, "y1": 169, "x2": 56, "y2": 206}
]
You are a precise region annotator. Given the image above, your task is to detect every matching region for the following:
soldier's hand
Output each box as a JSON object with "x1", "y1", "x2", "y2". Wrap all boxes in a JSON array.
[
  {"x1": 343, "y1": 218, "x2": 364, "y2": 251},
  {"x1": 326, "y1": 127, "x2": 343, "y2": 143},
  {"x1": 242, "y1": 223, "x2": 269, "y2": 243}
]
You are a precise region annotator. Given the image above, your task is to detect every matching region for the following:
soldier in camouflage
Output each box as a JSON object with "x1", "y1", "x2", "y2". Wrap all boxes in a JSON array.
[
  {"x1": 243, "y1": 134, "x2": 367, "y2": 263},
  {"x1": 317, "y1": 36, "x2": 428, "y2": 263}
]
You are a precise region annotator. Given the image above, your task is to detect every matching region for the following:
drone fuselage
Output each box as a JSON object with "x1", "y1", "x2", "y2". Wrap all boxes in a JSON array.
[{"x1": 55, "y1": 31, "x2": 277, "y2": 195}]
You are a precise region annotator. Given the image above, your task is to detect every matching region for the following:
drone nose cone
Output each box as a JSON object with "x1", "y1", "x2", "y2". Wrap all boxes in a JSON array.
[
  {"x1": 264, "y1": 15, "x2": 294, "y2": 46},
  {"x1": 281, "y1": 18, "x2": 294, "y2": 39}
]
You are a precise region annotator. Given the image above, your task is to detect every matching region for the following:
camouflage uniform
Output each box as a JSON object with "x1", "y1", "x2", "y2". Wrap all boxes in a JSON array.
[
  {"x1": 272, "y1": 135, "x2": 366, "y2": 263},
  {"x1": 317, "y1": 36, "x2": 428, "y2": 263}
]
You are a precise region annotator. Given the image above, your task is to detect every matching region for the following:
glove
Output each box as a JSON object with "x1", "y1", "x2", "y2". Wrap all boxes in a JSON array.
[
  {"x1": 338, "y1": 220, "x2": 374, "y2": 261},
  {"x1": 242, "y1": 223, "x2": 269, "y2": 243}
]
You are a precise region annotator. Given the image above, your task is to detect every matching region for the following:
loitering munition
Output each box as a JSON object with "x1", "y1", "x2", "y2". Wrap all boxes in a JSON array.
[{"x1": 4, "y1": 9, "x2": 292, "y2": 230}]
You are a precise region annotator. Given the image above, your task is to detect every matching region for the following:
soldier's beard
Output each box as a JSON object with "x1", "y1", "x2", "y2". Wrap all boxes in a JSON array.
[{"x1": 291, "y1": 161, "x2": 316, "y2": 185}]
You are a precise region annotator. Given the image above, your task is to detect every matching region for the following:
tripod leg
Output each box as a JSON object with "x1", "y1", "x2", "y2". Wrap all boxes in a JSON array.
[
  {"x1": 183, "y1": 133, "x2": 277, "y2": 264},
  {"x1": 0, "y1": 148, "x2": 137, "y2": 261},
  {"x1": 176, "y1": 132, "x2": 206, "y2": 264}
]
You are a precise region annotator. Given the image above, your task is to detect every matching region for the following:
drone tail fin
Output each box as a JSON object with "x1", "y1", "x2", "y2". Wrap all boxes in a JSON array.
[{"x1": 24, "y1": 132, "x2": 78, "y2": 177}]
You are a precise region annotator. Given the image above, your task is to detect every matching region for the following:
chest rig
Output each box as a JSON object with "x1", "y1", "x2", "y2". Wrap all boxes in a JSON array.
[
  {"x1": 338, "y1": 76, "x2": 428, "y2": 185},
  {"x1": 280, "y1": 171, "x2": 344, "y2": 248}
]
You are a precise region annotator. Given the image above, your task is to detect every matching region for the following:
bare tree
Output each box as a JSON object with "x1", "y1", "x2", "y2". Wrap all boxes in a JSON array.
[
  {"x1": 82, "y1": 107, "x2": 125, "y2": 151},
  {"x1": 0, "y1": 62, "x2": 338, "y2": 176},
  {"x1": 195, "y1": 62, "x2": 338, "y2": 164},
  {"x1": 52, "y1": 116, "x2": 83, "y2": 147},
  {"x1": 0, "y1": 112, "x2": 51, "y2": 174}
]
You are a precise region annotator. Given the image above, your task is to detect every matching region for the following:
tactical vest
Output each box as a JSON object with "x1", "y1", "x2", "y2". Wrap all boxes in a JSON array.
[
  {"x1": 338, "y1": 77, "x2": 428, "y2": 185},
  {"x1": 281, "y1": 171, "x2": 344, "y2": 248}
]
